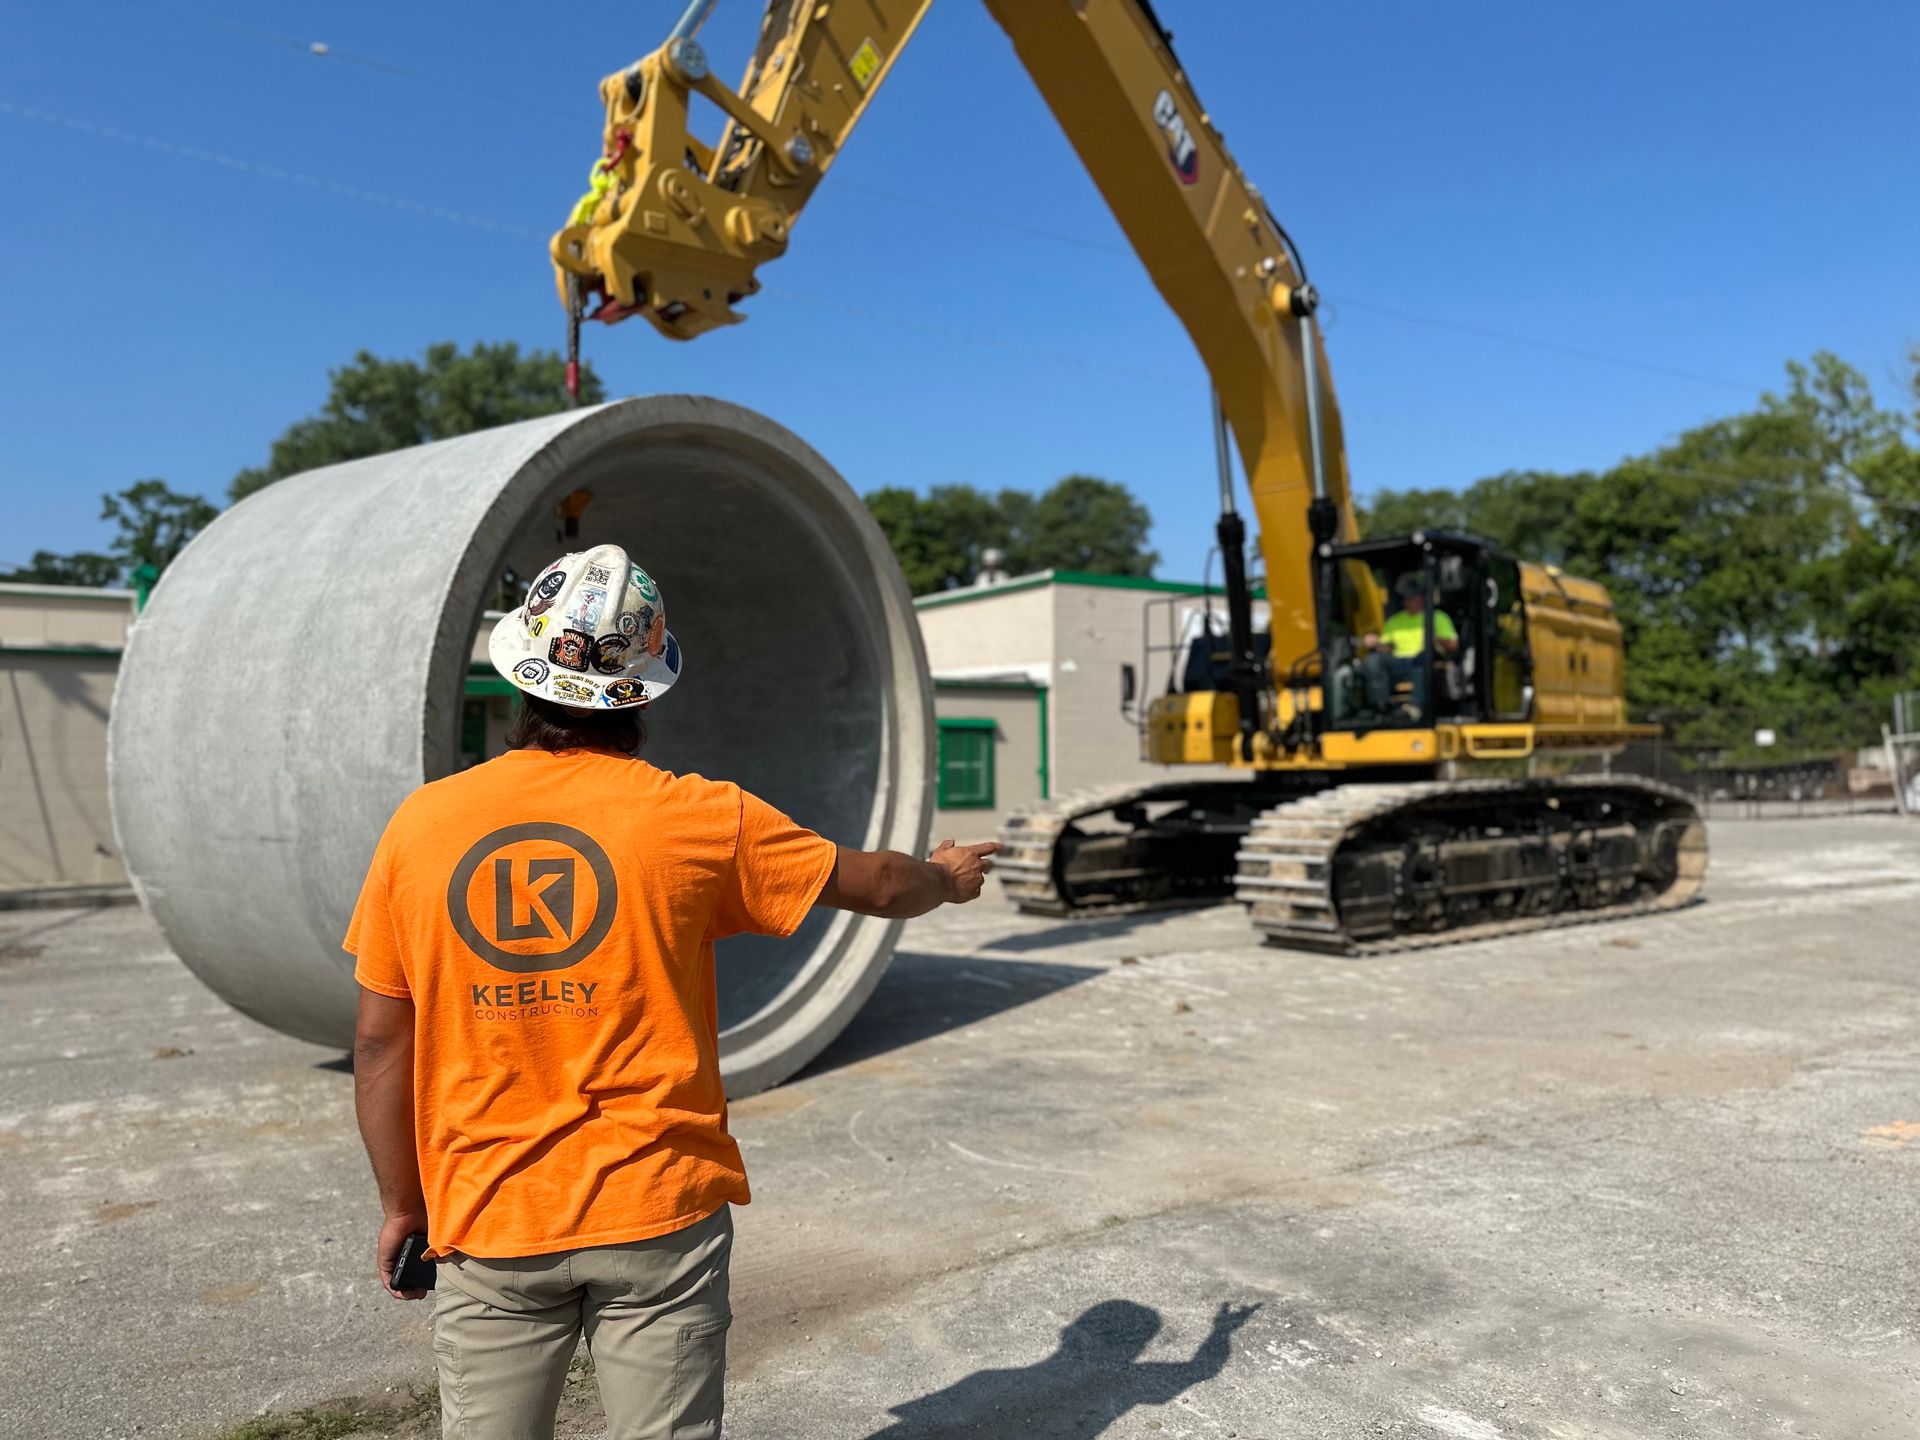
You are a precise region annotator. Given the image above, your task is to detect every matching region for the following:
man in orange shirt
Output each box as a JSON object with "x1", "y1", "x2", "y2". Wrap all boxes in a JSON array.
[{"x1": 350, "y1": 544, "x2": 998, "y2": 1440}]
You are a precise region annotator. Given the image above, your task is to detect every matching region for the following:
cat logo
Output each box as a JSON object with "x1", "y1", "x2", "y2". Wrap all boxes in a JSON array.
[{"x1": 1151, "y1": 89, "x2": 1198, "y2": 185}]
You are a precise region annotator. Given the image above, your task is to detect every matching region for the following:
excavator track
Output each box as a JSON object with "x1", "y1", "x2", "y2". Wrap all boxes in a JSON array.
[
  {"x1": 996, "y1": 780, "x2": 1290, "y2": 917},
  {"x1": 1234, "y1": 776, "x2": 1707, "y2": 954}
]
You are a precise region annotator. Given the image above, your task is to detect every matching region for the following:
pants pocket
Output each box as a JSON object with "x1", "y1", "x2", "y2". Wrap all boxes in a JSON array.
[
  {"x1": 431, "y1": 1285, "x2": 469, "y2": 1434},
  {"x1": 668, "y1": 1314, "x2": 731, "y2": 1439}
]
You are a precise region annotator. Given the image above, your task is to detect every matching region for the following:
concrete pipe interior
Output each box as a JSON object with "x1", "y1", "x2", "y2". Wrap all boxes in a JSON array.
[{"x1": 109, "y1": 397, "x2": 933, "y2": 1096}]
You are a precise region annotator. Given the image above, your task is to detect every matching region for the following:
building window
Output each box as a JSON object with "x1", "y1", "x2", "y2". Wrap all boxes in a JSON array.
[{"x1": 937, "y1": 718, "x2": 996, "y2": 808}]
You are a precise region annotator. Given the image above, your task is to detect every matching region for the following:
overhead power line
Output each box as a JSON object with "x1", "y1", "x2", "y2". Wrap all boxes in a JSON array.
[
  {"x1": 0, "y1": 101, "x2": 542, "y2": 239},
  {"x1": 131, "y1": 1, "x2": 580, "y2": 119},
  {"x1": 759, "y1": 285, "x2": 1174, "y2": 385},
  {"x1": 10, "y1": 99, "x2": 1890, "y2": 503},
  {"x1": 10, "y1": 94, "x2": 1911, "y2": 521},
  {"x1": 0, "y1": 99, "x2": 1180, "y2": 387},
  {"x1": 1327, "y1": 298, "x2": 1768, "y2": 396},
  {"x1": 1625, "y1": 459, "x2": 1920, "y2": 518},
  {"x1": 94, "y1": 0, "x2": 1779, "y2": 399}
]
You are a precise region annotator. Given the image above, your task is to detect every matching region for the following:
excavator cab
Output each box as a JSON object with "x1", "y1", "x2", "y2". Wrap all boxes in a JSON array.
[{"x1": 1317, "y1": 533, "x2": 1532, "y2": 734}]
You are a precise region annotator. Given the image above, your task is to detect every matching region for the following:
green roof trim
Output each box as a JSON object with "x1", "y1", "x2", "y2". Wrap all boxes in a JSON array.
[
  {"x1": 0, "y1": 644, "x2": 124, "y2": 659},
  {"x1": 0, "y1": 582, "x2": 135, "y2": 602},
  {"x1": 936, "y1": 716, "x2": 999, "y2": 731},
  {"x1": 934, "y1": 677, "x2": 1047, "y2": 691},
  {"x1": 913, "y1": 569, "x2": 1265, "y2": 609}
]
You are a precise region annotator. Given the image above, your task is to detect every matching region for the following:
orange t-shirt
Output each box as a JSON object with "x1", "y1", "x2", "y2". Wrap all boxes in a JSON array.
[{"x1": 345, "y1": 747, "x2": 837, "y2": 1260}]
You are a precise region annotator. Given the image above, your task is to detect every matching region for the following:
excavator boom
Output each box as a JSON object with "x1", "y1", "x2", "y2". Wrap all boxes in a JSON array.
[{"x1": 551, "y1": 0, "x2": 1349, "y2": 671}]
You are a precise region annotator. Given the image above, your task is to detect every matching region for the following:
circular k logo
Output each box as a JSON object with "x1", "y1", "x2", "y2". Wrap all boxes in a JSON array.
[{"x1": 446, "y1": 823, "x2": 618, "y2": 972}]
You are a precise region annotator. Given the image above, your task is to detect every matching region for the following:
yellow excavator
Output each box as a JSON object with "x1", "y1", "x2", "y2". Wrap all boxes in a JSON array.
[{"x1": 549, "y1": 0, "x2": 1707, "y2": 953}]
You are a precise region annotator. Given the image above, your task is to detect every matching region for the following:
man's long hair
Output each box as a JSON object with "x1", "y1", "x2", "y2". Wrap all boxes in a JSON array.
[{"x1": 504, "y1": 695, "x2": 647, "y2": 756}]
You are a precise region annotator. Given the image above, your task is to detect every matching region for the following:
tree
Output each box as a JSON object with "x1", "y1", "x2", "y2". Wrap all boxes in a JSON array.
[
  {"x1": 1566, "y1": 353, "x2": 1890, "y2": 738},
  {"x1": 0, "y1": 550, "x2": 122, "y2": 587},
  {"x1": 1806, "y1": 351, "x2": 1920, "y2": 692},
  {"x1": 1354, "y1": 350, "x2": 1920, "y2": 753},
  {"x1": 231, "y1": 341, "x2": 603, "y2": 500},
  {"x1": 101, "y1": 479, "x2": 219, "y2": 577},
  {"x1": 1355, "y1": 471, "x2": 1591, "y2": 565},
  {"x1": 865, "y1": 484, "x2": 1009, "y2": 596},
  {"x1": 864, "y1": 475, "x2": 1156, "y2": 594},
  {"x1": 2, "y1": 479, "x2": 216, "y2": 589},
  {"x1": 1353, "y1": 486, "x2": 1475, "y2": 539},
  {"x1": 6, "y1": 340, "x2": 600, "y2": 593},
  {"x1": 1006, "y1": 474, "x2": 1157, "y2": 577},
  {"x1": 1458, "y1": 470, "x2": 1595, "y2": 567}
]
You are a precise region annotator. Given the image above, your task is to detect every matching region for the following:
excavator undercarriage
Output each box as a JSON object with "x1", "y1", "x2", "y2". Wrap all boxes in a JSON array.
[
  {"x1": 994, "y1": 779, "x2": 1318, "y2": 917},
  {"x1": 1235, "y1": 776, "x2": 1706, "y2": 953},
  {"x1": 998, "y1": 775, "x2": 1706, "y2": 952}
]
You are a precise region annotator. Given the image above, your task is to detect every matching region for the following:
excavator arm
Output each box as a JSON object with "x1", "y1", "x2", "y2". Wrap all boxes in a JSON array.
[
  {"x1": 551, "y1": 0, "x2": 1710, "y2": 954},
  {"x1": 550, "y1": 0, "x2": 934, "y2": 336},
  {"x1": 549, "y1": 0, "x2": 1358, "y2": 679}
]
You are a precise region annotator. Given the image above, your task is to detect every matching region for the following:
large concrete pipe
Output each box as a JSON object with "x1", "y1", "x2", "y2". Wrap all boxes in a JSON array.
[{"x1": 109, "y1": 396, "x2": 933, "y2": 1096}]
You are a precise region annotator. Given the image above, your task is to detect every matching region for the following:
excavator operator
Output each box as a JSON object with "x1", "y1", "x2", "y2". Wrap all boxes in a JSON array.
[{"x1": 1357, "y1": 573, "x2": 1458, "y2": 719}]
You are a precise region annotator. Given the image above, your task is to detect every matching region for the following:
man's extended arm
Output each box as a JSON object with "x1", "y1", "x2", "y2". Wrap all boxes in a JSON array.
[
  {"x1": 820, "y1": 839, "x2": 1000, "y2": 919},
  {"x1": 353, "y1": 988, "x2": 430, "y2": 1300}
]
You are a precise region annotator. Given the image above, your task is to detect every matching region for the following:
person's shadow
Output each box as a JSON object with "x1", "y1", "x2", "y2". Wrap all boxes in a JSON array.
[{"x1": 863, "y1": 1299, "x2": 1260, "y2": 1438}]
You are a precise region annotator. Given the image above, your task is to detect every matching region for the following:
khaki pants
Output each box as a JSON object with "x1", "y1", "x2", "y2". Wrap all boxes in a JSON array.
[{"x1": 432, "y1": 1207, "x2": 732, "y2": 1440}]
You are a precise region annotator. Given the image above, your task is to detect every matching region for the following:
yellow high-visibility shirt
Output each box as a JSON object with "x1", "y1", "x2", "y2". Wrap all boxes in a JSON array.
[{"x1": 1380, "y1": 607, "x2": 1456, "y2": 658}]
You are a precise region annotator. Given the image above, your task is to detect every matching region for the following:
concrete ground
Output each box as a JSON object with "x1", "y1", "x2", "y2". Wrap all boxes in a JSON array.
[{"x1": 3, "y1": 816, "x2": 1918, "y2": 1440}]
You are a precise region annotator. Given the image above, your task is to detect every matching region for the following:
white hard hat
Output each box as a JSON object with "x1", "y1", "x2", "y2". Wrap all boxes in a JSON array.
[{"x1": 488, "y1": 543, "x2": 681, "y2": 711}]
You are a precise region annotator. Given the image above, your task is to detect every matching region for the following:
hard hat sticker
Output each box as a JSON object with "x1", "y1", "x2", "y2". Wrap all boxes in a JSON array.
[
  {"x1": 631, "y1": 567, "x2": 659, "y2": 603},
  {"x1": 550, "y1": 629, "x2": 593, "y2": 671},
  {"x1": 584, "y1": 563, "x2": 613, "y2": 585},
  {"x1": 550, "y1": 675, "x2": 598, "y2": 706},
  {"x1": 647, "y1": 612, "x2": 667, "y2": 657},
  {"x1": 527, "y1": 569, "x2": 566, "y2": 617},
  {"x1": 568, "y1": 586, "x2": 608, "y2": 633},
  {"x1": 513, "y1": 658, "x2": 550, "y2": 686},
  {"x1": 530, "y1": 614, "x2": 549, "y2": 639},
  {"x1": 591, "y1": 635, "x2": 630, "y2": 674},
  {"x1": 618, "y1": 611, "x2": 639, "y2": 637},
  {"x1": 602, "y1": 678, "x2": 648, "y2": 707}
]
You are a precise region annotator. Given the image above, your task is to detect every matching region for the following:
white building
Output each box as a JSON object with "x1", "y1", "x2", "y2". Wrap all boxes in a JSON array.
[
  {"x1": 921, "y1": 568, "x2": 1240, "y2": 832},
  {"x1": 0, "y1": 584, "x2": 134, "y2": 893}
]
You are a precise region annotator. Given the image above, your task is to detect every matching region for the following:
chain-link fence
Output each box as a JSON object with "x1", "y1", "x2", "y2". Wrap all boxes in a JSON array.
[
  {"x1": 1602, "y1": 704, "x2": 1911, "y2": 820},
  {"x1": 1612, "y1": 741, "x2": 1897, "y2": 820}
]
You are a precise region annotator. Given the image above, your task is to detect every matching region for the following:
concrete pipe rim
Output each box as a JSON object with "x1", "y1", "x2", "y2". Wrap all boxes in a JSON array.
[{"x1": 109, "y1": 395, "x2": 933, "y2": 1098}]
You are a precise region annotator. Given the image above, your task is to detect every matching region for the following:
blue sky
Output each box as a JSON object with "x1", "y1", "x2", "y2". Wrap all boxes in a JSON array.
[{"x1": 2, "y1": 1, "x2": 1915, "y2": 580}]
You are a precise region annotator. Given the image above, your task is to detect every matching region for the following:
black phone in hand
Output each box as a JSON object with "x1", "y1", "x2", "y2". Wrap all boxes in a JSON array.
[{"x1": 390, "y1": 1232, "x2": 436, "y2": 1291}]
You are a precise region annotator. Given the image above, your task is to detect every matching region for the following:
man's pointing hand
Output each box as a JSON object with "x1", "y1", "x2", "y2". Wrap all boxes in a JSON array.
[{"x1": 929, "y1": 838, "x2": 1001, "y2": 903}]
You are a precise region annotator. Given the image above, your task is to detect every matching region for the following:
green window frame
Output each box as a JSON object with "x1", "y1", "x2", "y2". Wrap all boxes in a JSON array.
[{"x1": 937, "y1": 717, "x2": 997, "y2": 809}]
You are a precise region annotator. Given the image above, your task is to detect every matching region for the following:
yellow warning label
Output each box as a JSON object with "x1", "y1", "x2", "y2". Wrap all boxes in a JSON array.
[{"x1": 849, "y1": 38, "x2": 882, "y2": 90}]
